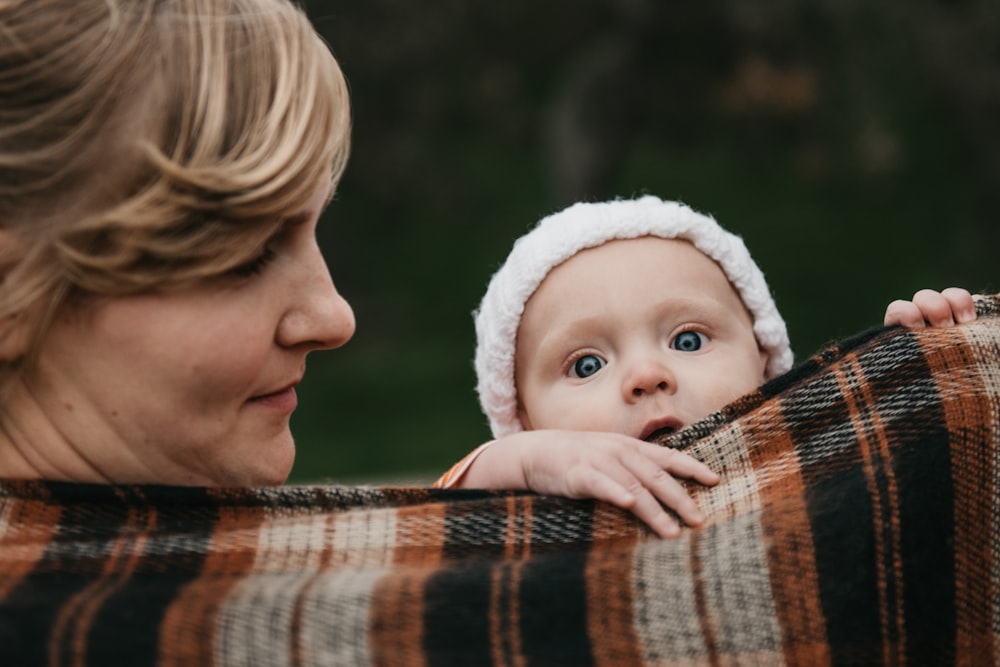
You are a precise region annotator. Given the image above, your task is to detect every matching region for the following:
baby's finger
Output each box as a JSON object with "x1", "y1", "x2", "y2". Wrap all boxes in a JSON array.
[
  {"x1": 562, "y1": 466, "x2": 636, "y2": 506},
  {"x1": 567, "y1": 468, "x2": 681, "y2": 538},
  {"x1": 625, "y1": 487, "x2": 682, "y2": 539},
  {"x1": 884, "y1": 300, "x2": 925, "y2": 327},
  {"x1": 621, "y1": 453, "x2": 706, "y2": 527},
  {"x1": 941, "y1": 287, "x2": 976, "y2": 324},
  {"x1": 643, "y1": 444, "x2": 719, "y2": 485},
  {"x1": 911, "y1": 289, "x2": 956, "y2": 327}
]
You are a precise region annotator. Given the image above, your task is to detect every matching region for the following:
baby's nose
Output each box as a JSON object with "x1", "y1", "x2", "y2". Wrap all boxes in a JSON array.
[{"x1": 623, "y1": 358, "x2": 675, "y2": 401}]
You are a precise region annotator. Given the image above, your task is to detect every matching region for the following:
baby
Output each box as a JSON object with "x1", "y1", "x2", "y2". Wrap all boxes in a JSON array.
[{"x1": 436, "y1": 196, "x2": 975, "y2": 537}]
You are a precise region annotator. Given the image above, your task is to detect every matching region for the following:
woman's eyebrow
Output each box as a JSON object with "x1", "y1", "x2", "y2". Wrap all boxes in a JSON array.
[
  {"x1": 282, "y1": 212, "x2": 311, "y2": 227},
  {"x1": 287, "y1": 182, "x2": 336, "y2": 225}
]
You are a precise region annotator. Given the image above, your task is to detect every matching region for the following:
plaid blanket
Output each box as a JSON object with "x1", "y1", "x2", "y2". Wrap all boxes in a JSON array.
[{"x1": 2, "y1": 295, "x2": 999, "y2": 667}]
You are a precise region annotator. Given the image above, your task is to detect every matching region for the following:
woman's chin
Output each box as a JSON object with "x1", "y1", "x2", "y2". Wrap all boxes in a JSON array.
[{"x1": 220, "y1": 433, "x2": 296, "y2": 487}]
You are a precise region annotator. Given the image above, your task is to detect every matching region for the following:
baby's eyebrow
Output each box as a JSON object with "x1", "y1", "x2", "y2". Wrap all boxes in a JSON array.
[
  {"x1": 652, "y1": 295, "x2": 732, "y2": 318},
  {"x1": 529, "y1": 316, "x2": 608, "y2": 362},
  {"x1": 547, "y1": 315, "x2": 609, "y2": 342}
]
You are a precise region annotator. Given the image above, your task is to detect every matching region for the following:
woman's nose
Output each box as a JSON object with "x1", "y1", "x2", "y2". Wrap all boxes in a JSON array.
[
  {"x1": 622, "y1": 357, "x2": 675, "y2": 402},
  {"x1": 277, "y1": 244, "x2": 356, "y2": 351}
]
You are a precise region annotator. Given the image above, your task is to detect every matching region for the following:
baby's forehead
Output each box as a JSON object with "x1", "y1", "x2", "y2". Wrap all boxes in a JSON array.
[
  {"x1": 566, "y1": 235, "x2": 700, "y2": 260},
  {"x1": 522, "y1": 236, "x2": 750, "y2": 327},
  {"x1": 539, "y1": 236, "x2": 724, "y2": 287}
]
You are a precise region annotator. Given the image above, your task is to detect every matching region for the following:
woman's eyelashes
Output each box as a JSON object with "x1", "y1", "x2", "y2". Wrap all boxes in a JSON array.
[
  {"x1": 231, "y1": 245, "x2": 277, "y2": 277},
  {"x1": 228, "y1": 212, "x2": 321, "y2": 279}
]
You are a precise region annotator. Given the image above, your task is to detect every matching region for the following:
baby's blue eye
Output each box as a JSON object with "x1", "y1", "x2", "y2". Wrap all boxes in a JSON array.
[
  {"x1": 571, "y1": 354, "x2": 605, "y2": 378},
  {"x1": 671, "y1": 331, "x2": 706, "y2": 352}
]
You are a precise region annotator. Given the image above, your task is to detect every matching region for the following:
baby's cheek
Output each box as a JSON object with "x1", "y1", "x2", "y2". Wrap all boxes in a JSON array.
[
  {"x1": 558, "y1": 403, "x2": 625, "y2": 434},
  {"x1": 715, "y1": 379, "x2": 758, "y2": 408},
  {"x1": 528, "y1": 396, "x2": 612, "y2": 433}
]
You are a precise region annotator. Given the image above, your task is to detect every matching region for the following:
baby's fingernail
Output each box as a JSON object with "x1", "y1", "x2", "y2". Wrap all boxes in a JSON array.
[{"x1": 655, "y1": 516, "x2": 681, "y2": 537}]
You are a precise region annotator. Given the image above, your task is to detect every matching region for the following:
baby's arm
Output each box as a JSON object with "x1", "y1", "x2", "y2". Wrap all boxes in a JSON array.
[
  {"x1": 884, "y1": 288, "x2": 976, "y2": 327},
  {"x1": 434, "y1": 431, "x2": 719, "y2": 539}
]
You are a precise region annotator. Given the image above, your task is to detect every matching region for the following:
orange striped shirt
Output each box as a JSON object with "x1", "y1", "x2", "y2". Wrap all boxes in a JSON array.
[{"x1": 431, "y1": 441, "x2": 495, "y2": 488}]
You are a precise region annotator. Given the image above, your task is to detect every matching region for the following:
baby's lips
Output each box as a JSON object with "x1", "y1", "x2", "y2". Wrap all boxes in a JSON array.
[{"x1": 641, "y1": 417, "x2": 683, "y2": 444}]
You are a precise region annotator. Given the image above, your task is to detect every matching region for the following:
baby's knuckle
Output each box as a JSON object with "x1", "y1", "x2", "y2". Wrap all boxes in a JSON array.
[
  {"x1": 622, "y1": 476, "x2": 647, "y2": 495},
  {"x1": 647, "y1": 467, "x2": 675, "y2": 486}
]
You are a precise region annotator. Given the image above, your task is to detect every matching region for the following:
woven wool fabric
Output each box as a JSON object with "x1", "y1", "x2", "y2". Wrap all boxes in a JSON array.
[{"x1": 2, "y1": 294, "x2": 999, "y2": 666}]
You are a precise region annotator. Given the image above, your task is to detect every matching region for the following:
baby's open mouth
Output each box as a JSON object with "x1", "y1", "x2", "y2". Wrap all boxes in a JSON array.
[
  {"x1": 643, "y1": 426, "x2": 676, "y2": 443},
  {"x1": 641, "y1": 418, "x2": 683, "y2": 443}
]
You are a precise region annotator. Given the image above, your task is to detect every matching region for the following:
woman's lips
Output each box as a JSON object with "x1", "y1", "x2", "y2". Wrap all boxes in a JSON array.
[{"x1": 248, "y1": 385, "x2": 298, "y2": 412}]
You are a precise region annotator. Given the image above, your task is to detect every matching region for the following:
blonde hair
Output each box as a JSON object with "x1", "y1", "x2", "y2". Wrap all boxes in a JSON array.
[{"x1": 0, "y1": 0, "x2": 351, "y2": 387}]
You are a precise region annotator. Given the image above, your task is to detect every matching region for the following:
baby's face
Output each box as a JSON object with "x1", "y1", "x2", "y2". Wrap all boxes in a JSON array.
[{"x1": 514, "y1": 237, "x2": 767, "y2": 441}]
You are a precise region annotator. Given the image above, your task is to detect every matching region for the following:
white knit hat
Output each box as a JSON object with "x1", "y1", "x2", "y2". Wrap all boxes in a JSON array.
[{"x1": 474, "y1": 195, "x2": 793, "y2": 438}]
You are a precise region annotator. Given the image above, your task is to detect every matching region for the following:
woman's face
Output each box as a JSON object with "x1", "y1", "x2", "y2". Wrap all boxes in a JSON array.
[{"x1": 17, "y1": 185, "x2": 355, "y2": 486}]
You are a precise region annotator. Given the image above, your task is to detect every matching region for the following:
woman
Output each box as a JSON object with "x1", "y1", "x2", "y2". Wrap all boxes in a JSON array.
[{"x1": 0, "y1": 0, "x2": 354, "y2": 486}]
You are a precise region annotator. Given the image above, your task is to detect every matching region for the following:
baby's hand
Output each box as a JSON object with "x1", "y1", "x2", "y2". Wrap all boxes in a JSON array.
[
  {"x1": 460, "y1": 430, "x2": 719, "y2": 539},
  {"x1": 884, "y1": 288, "x2": 976, "y2": 328}
]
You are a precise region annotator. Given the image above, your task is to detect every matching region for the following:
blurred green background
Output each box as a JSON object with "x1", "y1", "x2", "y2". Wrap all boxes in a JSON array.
[{"x1": 288, "y1": 2, "x2": 998, "y2": 485}]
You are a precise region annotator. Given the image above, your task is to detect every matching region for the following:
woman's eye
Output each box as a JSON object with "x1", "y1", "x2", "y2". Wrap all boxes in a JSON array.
[
  {"x1": 670, "y1": 330, "x2": 707, "y2": 352},
  {"x1": 230, "y1": 246, "x2": 277, "y2": 277},
  {"x1": 571, "y1": 354, "x2": 606, "y2": 378}
]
